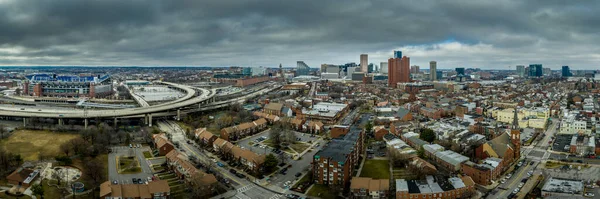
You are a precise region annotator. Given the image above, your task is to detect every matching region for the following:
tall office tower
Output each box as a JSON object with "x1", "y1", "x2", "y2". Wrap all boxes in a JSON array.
[
  {"x1": 394, "y1": 51, "x2": 402, "y2": 58},
  {"x1": 516, "y1": 65, "x2": 525, "y2": 77},
  {"x1": 410, "y1": 65, "x2": 420, "y2": 74},
  {"x1": 380, "y1": 62, "x2": 388, "y2": 74},
  {"x1": 368, "y1": 63, "x2": 375, "y2": 73},
  {"x1": 360, "y1": 54, "x2": 368, "y2": 73},
  {"x1": 296, "y1": 61, "x2": 310, "y2": 76},
  {"x1": 430, "y1": 61, "x2": 437, "y2": 81},
  {"x1": 528, "y1": 64, "x2": 543, "y2": 77},
  {"x1": 388, "y1": 54, "x2": 410, "y2": 87},
  {"x1": 562, "y1": 66, "x2": 572, "y2": 77}
]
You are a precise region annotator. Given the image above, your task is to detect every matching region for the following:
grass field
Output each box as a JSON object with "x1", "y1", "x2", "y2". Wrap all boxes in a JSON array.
[
  {"x1": 117, "y1": 156, "x2": 142, "y2": 174},
  {"x1": 0, "y1": 192, "x2": 32, "y2": 199},
  {"x1": 290, "y1": 142, "x2": 310, "y2": 153},
  {"x1": 0, "y1": 130, "x2": 79, "y2": 161},
  {"x1": 359, "y1": 159, "x2": 390, "y2": 179},
  {"x1": 143, "y1": 151, "x2": 153, "y2": 158},
  {"x1": 307, "y1": 184, "x2": 338, "y2": 199}
]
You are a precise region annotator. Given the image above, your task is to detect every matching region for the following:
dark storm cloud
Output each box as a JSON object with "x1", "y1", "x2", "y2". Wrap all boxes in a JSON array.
[{"x1": 0, "y1": 0, "x2": 599, "y2": 69}]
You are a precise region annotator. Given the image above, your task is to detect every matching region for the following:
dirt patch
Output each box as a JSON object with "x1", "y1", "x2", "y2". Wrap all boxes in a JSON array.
[{"x1": 0, "y1": 130, "x2": 79, "y2": 161}]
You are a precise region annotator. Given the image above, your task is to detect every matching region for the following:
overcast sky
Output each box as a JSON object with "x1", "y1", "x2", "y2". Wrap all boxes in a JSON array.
[{"x1": 0, "y1": 0, "x2": 599, "y2": 69}]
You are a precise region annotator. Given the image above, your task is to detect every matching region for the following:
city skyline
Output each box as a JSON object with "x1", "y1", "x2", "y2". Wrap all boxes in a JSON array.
[{"x1": 0, "y1": 1, "x2": 599, "y2": 69}]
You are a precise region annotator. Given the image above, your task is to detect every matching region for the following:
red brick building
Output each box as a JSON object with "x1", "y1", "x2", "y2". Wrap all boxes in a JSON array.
[{"x1": 153, "y1": 133, "x2": 175, "y2": 156}]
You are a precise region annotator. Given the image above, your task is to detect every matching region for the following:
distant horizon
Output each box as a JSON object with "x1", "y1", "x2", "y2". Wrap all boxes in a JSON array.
[{"x1": 0, "y1": 65, "x2": 597, "y2": 71}]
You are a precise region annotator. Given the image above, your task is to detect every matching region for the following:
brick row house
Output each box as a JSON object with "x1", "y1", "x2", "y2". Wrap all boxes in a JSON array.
[
  {"x1": 350, "y1": 177, "x2": 390, "y2": 199},
  {"x1": 165, "y1": 150, "x2": 217, "y2": 187},
  {"x1": 220, "y1": 118, "x2": 268, "y2": 141},
  {"x1": 153, "y1": 133, "x2": 175, "y2": 156},
  {"x1": 100, "y1": 180, "x2": 171, "y2": 199},
  {"x1": 195, "y1": 128, "x2": 217, "y2": 147},
  {"x1": 210, "y1": 137, "x2": 266, "y2": 173}
]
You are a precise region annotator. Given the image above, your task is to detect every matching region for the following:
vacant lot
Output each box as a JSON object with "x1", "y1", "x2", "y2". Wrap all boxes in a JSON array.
[
  {"x1": 0, "y1": 130, "x2": 79, "y2": 161},
  {"x1": 359, "y1": 159, "x2": 390, "y2": 179}
]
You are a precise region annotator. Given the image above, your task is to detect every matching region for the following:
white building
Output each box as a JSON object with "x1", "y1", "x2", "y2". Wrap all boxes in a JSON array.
[{"x1": 559, "y1": 112, "x2": 589, "y2": 135}]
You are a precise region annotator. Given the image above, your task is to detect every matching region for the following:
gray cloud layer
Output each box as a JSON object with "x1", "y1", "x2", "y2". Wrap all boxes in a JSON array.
[{"x1": 0, "y1": 0, "x2": 599, "y2": 69}]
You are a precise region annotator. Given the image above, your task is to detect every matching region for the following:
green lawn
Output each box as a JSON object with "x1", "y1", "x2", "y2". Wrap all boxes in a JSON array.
[
  {"x1": 143, "y1": 151, "x2": 153, "y2": 158},
  {"x1": 359, "y1": 159, "x2": 390, "y2": 179},
  {"x1": 307, "y1": 184, "x2": 338, "y2": 199}
]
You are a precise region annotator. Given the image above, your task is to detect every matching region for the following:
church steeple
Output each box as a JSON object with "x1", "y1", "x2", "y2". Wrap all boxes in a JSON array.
[{"x1": 512, "y1": 106, "x2": 519, "y2": 129}]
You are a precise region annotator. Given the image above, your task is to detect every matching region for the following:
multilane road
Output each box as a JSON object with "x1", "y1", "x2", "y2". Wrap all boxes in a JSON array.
[{"x1": 0, "y1": 81, "x2": 213, "y2": 118}]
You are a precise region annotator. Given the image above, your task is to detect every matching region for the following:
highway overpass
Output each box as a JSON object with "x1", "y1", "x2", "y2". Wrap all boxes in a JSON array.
[{"x1": 0, "y1": 81, "x2": 280, "y2": 128}]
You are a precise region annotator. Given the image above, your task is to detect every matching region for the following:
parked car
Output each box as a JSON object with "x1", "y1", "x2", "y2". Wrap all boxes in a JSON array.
[
  {"x1": 217, "y1": 162, "x2": 224, "y2": 167},
  {"x1": 518, "y1": 182, "x2": 524, "y2": 188},
  {"x1": 235, "y1": 173, "x2": 246, "y2": 178},
  {"x1": 112, "y1": 180, "x2": 118, "y2": 184},
  {"x1": 295, "y1": 172, "x2": 302, "y2": 177},
  {"x1": 584, "y1": 193, "x2": 595, "y2": 197},
  {"x1": 512, "y1": 188, "x2": 520, "y2": 194},
  {"x1": 229, "y1": 169, "x2": 237, "y2": 174},
  {"x1": 500, "y1": 179, "x2": 506, "y2": 184},
  {"x1": 132, "y1": 178, "x2": 137, "y2": 184}
]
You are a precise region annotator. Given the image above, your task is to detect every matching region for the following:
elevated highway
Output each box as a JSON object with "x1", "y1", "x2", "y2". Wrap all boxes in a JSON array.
[{"x1": 0, "y1": 81, "x2": 279, "y2": 128}]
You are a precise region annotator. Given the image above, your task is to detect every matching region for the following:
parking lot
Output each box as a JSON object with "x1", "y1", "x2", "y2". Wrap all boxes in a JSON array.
[
  {"x1": 108, "y1": 145, "x2": 154, "y2": 184},
  {"x1": 236, "y1": 129, "x2": 320, "y2": 158},
  {"x1": 552, "y1": 134, "x2": 573, "y2": 152},
  {"x1": 367, "y1": 140, "x2": 387, "y2": 159}
]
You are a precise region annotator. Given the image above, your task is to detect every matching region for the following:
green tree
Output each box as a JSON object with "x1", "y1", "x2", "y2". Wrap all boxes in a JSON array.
[
  {"x1": 263, "y1": 154, "x2": 279, "y2": 173},
  {"x1": 420, "y1": 128, "x2": 436, "y2": 143},
  {"x1": 365, "y1": 121, "x2": 373, "y2": 135},
  {"x1": 31, "y1": 183, "x2": 44, "y2": 199}
]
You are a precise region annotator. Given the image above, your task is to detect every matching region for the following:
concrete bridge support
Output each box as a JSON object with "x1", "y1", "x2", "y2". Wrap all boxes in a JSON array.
[
  {"x1": 84, "y1": 118, "x2": 88, "y2": 129},
  {"x1": 144, "y1": 114, "x2": 148, "y2": 125},
  {"x1": 58, "y1": 118, "x2": 64, "y2": 126},
  {"x1": 22, "y1": 118, "x2": 27, "y2": 127},
  {"x1": 148, "y1": 114, "x2": 153, "y2": 127},
  {"x1": 177, "y1": 109, "x2": 181, "y2": 121},
  {"x1": 113, "y1": 118, "x2": 118, "y2": 128}
]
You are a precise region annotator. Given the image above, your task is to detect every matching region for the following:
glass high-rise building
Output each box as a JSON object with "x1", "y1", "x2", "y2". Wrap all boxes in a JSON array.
[
  {"x1": 394, "y1": 51, "x2": 402, "y2": 59},
  {"x1": 529, "y1": 64, "x2": 543, "y2": 77},
  {"x1": 562, "y1": 66, "x2": 572, "y2": 77}
]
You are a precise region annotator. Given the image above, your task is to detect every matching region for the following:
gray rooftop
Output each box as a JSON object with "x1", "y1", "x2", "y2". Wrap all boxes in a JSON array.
[{"x1": 542, "y1": 177, "x2": 583, "y2": 194}]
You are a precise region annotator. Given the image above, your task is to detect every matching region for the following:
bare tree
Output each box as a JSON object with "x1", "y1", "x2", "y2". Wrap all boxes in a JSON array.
[
  {"x1": 85, "y1": 158, "x2": 106, "y2": 197},
  {"x1": 59, "y1": 143, "x2": 71, "y2": 157},
  {"x1": 189, "y1": 174, "x2": 215, "y2": 199}
]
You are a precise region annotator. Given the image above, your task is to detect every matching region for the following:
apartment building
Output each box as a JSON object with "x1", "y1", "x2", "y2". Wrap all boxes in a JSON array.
[
  {"x1": 313, "y1": 116, "x2": 366, "y2": 189},
  {"x1": 220, "y1": 118, "x2": 268, "y2": 141}
]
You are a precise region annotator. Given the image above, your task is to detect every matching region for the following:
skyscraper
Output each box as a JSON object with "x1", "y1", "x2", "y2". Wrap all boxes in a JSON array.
[
  {"x1": 388, "y1": 54, "x2": 410, "y2": 87},
  {"x1": 516, "y1": 65, "x2": 525, "y2": 77},
  {"x1": 562, "y1": 66, "x2": 572, "y2": 77},
  {"x1": 394, "y1": 51, "x2": 402, "y2": 59},
  {"x1": 528, "y1": 64, "x2": 542, "y2": 77},
  {"x1": 430, "y1": 61, "x2": 437, "y2": 81},
  {"x1": 410, "y1": 65, "x2": 420, "y2": 73},
  {"x1": 360, "y1": 54, "x2": 368, "y2": 73},
  {"x1": 296, "y1": 61, "x2": 310, "y2": 76},
  {"x1": 380, "y1": 62, "x2": 388, "y2": 74}
]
